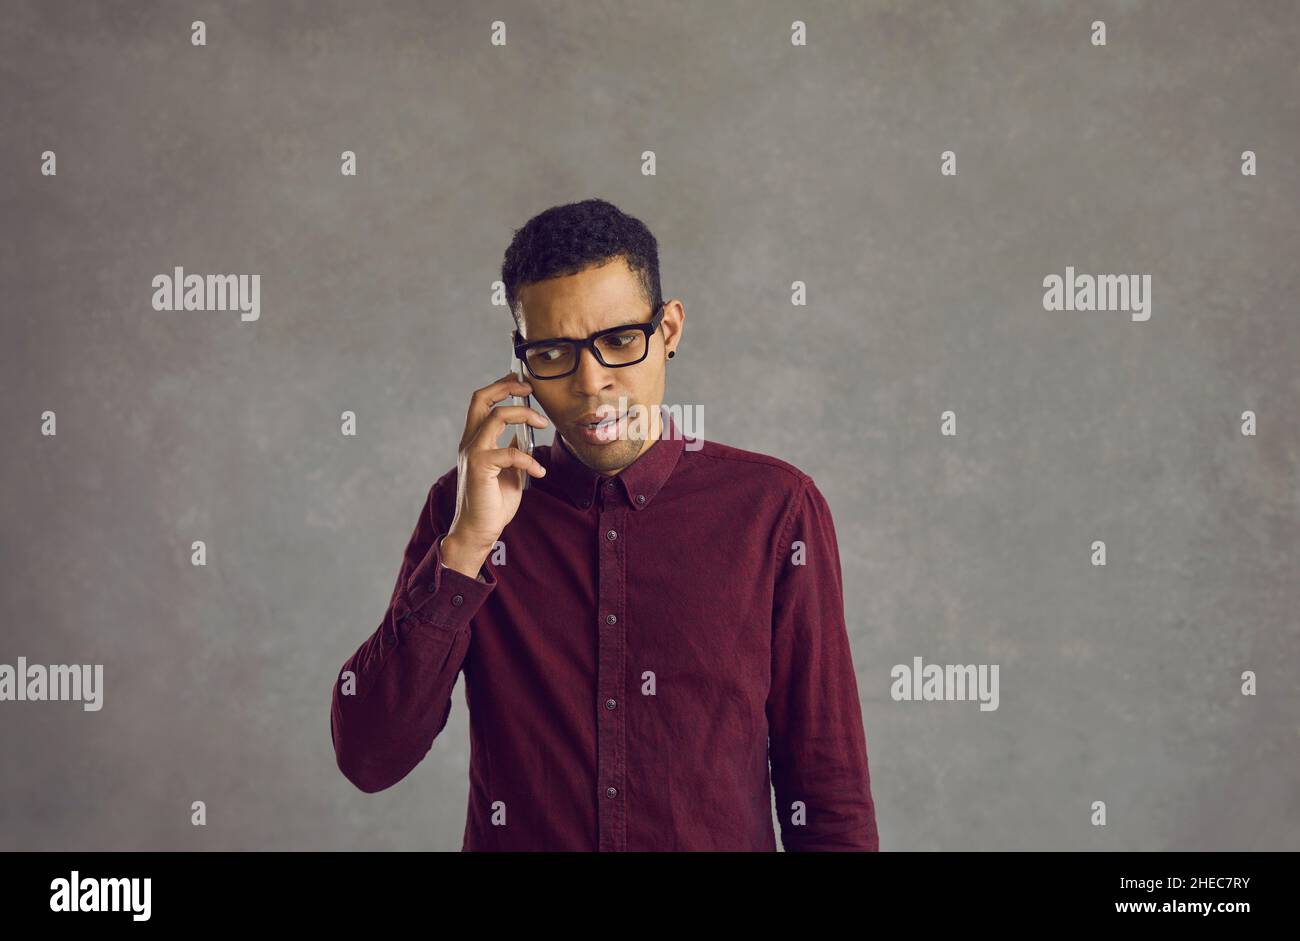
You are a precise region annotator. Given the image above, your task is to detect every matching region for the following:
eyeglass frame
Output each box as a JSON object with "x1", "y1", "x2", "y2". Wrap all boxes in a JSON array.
[{"x1": 511, "y1": 303, "x2": 666, "y2": 380}]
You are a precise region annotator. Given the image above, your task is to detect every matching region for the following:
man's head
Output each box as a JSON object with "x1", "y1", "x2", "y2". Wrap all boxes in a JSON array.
[{"x1": 501, "y1": 198, "x2": 684, "y2": 475}]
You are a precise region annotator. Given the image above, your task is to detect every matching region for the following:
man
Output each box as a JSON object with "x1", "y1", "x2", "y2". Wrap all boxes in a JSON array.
[{"x1": 330, "y1": 198, "x2": 879, "y2": 851}]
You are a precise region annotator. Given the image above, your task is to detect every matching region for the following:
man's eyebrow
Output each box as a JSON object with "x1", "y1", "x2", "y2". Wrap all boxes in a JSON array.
[{"x1": 528, "y1": 318, "x2": 643, "y2": 343}]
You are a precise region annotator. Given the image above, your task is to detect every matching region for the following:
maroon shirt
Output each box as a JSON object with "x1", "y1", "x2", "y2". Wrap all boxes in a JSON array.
[{"x1": 330, "y1": 412, "x2": 879, "y2": 851}]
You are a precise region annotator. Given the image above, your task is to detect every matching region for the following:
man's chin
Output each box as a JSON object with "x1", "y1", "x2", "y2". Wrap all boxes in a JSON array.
[{"x1": 563, "y1": 433, "x2": 642, "y2": 472}]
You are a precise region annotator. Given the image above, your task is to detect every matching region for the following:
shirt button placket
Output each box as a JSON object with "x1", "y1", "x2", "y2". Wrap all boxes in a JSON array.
[{"x1": 595, "y1": 484, "x2": 627, "y2": 851}]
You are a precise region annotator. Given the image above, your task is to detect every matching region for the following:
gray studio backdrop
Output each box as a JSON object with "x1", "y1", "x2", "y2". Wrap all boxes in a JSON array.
[{"x1": 2, "y1": 0, "x2": 1297, "y2": 851}]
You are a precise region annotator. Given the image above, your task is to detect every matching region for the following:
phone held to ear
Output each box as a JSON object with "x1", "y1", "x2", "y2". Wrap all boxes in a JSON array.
[{"x1": 509, "y1": 353, "x2": 536, "y2": 491}]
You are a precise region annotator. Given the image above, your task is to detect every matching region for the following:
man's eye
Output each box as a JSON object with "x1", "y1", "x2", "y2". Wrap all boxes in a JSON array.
[
  {"x1": 599, "y1": 333, "x2": 637, "y2": 349},
  {"x1": 534, "y1": 346, "x2": 566, "y2": 361}
]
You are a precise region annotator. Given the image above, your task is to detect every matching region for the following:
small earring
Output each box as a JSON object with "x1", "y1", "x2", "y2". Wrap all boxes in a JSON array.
[{"x1": 667, "y1": 350, "x2": 676, "y2": 359}]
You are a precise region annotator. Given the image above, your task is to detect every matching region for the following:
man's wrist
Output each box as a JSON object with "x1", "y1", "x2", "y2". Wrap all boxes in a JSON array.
[{"x1": 440, "y1": 532, "x2": 492, "y2": 580}]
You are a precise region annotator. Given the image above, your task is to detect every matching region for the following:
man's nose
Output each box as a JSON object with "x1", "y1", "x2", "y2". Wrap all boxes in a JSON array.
[{"x1": 570, "y1": 345, "x2": 615, "y2": 395}]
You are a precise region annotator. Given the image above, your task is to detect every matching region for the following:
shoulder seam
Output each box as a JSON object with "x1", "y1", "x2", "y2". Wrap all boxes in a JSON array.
[{"x1": 774, "y1": 474, "x2": 811, "y2": 562}]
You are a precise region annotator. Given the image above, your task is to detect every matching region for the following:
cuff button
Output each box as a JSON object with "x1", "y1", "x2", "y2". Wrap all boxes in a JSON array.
[{"x1": 452, "y1": 594, "x2": 464, "y2": 606}]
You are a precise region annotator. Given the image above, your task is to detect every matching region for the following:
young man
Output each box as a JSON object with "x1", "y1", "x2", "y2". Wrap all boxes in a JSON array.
[{"x1": 331, "y1": 198, "x2": 879, "y2": 851}]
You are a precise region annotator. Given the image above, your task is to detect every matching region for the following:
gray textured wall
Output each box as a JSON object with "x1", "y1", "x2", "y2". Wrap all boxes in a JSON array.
[{"x1": 1, "y1": 0, "x2": 1297, "y2": 851}]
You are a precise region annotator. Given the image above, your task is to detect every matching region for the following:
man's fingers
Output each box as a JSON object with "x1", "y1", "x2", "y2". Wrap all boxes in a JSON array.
[
  {"x1": 468, "y1": 404, "x2": 549, "y2": 452},
  {"x1": 469, "y1": 372, "x2": 532, "y2": 415},
  {"x1": 463, "y1": 374, "x2": 536, "y2": 448},
  {"x1": 471, "y1": 446, "x2": 548, "y2": 479}
]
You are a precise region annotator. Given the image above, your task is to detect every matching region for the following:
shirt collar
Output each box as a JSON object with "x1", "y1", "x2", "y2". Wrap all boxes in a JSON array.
[{"x1": 539, "y1": 410, "x2": 686, "y2": 511}]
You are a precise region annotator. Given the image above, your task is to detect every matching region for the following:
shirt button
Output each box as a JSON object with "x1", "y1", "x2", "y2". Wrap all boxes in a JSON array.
[
  {"x1": 581, "y1": 499, "x2": 591, "y2": 508},
  {"x1": 606, "y1": 480, "x2": 617, "y2": 491},
  {"x1": 451, "y1": 594, "x2": 464, "y2": 607},
  {"x1": 606, "y1": 529, "x2": 618, "y2": 541},
  {"x1": 605, "y1": 787, "x2": 618, "y2": 799},
  {"x1": 604, "y1": 698, "x2": 617, "y2": 710},
  {"x1": 636, "y1": 494, "x2": 645, "y2": 504},
  {"x1": 605, "y1": 613, "x2": 617, "y2": 625}
]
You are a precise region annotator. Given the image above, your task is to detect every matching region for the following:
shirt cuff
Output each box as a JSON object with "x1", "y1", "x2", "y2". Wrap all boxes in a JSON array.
[{"x1": 399, "y1": 534, "x2": 497, "y2": 631}]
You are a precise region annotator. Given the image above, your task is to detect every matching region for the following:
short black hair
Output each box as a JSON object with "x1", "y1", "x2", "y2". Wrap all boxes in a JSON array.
[{"x1": 501, "y1": 198, "x2": 662, "y2": 334}]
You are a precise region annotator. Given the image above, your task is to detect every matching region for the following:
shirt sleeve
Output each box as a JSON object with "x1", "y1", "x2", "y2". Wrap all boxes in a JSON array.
[
  {"x1": 330, "y1": 473, "x2": 497, "y2": 793},
  {"x1": 767, "y1": 475, "x2": 880, "y2": 850}
]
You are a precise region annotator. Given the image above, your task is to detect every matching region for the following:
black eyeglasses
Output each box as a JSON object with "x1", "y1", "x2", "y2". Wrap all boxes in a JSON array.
[{"x1": 512, "y1": 303, "x2": 665, "y2": 380}]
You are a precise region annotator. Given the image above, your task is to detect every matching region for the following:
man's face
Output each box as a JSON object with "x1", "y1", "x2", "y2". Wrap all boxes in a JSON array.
[{"x1": 516, "y1": 257, "x2": 683, "y2": 475}]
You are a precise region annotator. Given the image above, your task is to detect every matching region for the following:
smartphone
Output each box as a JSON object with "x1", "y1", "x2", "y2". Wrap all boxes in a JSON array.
[{"x1": 508, "y1": 351, "x2": 536, "y2": 491}]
